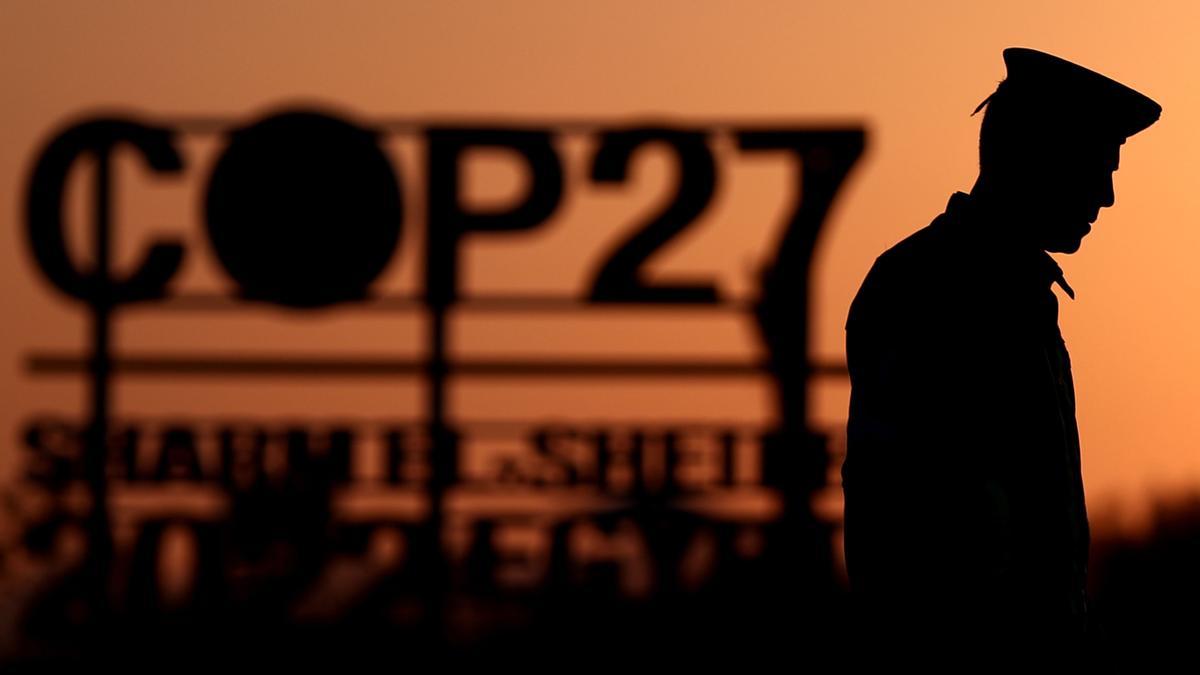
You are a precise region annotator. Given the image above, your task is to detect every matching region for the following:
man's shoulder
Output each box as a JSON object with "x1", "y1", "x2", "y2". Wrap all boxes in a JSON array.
[
  {"x1": 874, "y1": 217, "x2": 958, "y2": 277},
  {"x1": 847, "y1": 216, "x2": 959, "y2": 327}
]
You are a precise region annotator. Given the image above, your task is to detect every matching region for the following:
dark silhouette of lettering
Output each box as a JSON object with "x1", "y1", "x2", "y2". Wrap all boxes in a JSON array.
[
  {"x1": 425, "y1": 127, "x2": 564, "y2": 306},
  {"x1": 588, "y1": 128, "x2": 718, "y2": 303}
]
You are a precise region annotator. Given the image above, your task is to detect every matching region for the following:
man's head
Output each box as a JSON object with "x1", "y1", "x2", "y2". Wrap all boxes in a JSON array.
[{"x1": 973, "y1": 48, "x2": 1160, "y2": 254}]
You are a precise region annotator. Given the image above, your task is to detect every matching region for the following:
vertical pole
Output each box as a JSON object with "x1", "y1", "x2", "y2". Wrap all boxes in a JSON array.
[
  {"x1": 423, "y1": 298, "x2": 450, "y2": 641},
  {"x1": 85, "y1": 148, "x2": 114, "y2": 607}
]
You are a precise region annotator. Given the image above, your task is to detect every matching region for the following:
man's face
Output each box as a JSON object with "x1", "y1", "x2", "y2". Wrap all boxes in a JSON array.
[{"x1": 1021, "y1": 139, "x2": 1122, "y2": 254}]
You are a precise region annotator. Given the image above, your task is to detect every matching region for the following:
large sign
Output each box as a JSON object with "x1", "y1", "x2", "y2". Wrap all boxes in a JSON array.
[{"x1": 13, "y1": 107, "x2": 866, "y2": 657}]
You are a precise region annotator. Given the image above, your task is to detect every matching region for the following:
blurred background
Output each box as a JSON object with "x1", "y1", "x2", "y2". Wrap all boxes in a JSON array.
[{"x1": 2, "y1": 1, "x2": 1198, "y2": 669}]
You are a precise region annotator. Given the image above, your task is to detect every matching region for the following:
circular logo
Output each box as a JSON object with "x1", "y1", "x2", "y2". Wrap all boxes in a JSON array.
[{"x1": 205, "y1": 110, "x2": 403, "y2": 307}]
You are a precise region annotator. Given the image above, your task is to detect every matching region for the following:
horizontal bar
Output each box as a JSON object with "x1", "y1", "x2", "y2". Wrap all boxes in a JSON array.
[
  {"x1": 138, "y1": 293, "x2": 756, "y2": 313},
  {"x1": 26, "y1": 353, "x2": 848, "y2": 379},
  {"x1": 161, "y1": 114, "x2": 864, "y2": 136}
]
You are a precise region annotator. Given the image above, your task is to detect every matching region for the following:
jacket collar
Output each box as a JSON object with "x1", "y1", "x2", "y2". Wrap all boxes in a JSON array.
[{"x1": 940, "y1": 191, "x2": 1075, "y2": 300}]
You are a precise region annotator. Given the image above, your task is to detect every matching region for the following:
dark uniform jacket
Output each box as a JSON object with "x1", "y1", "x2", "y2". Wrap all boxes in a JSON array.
[{"x1": 842, "y1": 191, "x2": 1089, "y2": 645}]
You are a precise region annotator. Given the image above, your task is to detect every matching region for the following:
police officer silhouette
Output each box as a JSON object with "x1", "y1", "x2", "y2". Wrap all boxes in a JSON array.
[{"x1": 841, "y1": 48, "x2": 1160, "y2": 667}]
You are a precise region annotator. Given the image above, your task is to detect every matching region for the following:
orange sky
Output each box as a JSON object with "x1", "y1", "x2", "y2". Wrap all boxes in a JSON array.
[{"x1": 3, "y1": 1, "x2": 1199, "y2": 536}]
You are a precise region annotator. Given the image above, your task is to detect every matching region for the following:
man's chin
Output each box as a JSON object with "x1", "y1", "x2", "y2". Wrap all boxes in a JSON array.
[
  {"x1": 1044, "y1": 226, "x2": 1090, "y2": 254},
  {"x1": 1045, "y1": 238, "x2": 1083, "y2": 254}
]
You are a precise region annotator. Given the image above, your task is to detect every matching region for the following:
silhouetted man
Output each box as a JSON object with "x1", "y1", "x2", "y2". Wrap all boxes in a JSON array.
[{"x1": 841, "y1": 48, "x2": 1160, "y2": 666}]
